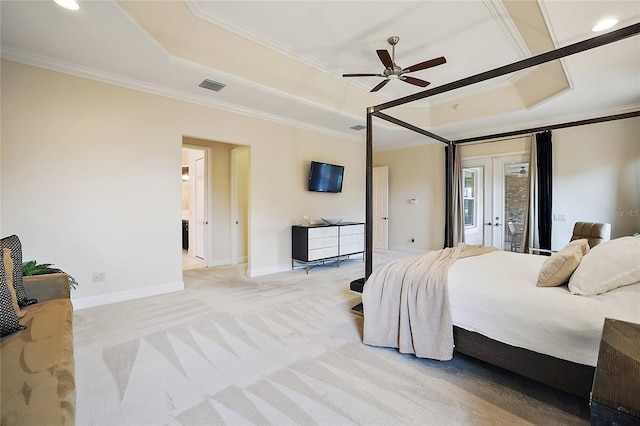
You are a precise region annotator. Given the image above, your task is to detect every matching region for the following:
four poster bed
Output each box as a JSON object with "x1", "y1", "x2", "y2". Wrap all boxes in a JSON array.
[{"x1": 352, "y1": 23, "x2": 640, "y2": 399}]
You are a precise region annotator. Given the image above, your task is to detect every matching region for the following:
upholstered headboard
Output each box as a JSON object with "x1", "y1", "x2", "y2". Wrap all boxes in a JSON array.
[{"x1": 570, "y1": 222, "x2": 611, "y2": 248}]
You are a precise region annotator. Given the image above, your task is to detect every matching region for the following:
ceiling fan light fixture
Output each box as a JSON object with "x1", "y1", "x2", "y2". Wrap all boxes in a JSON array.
[
  {"x1": 592, "y1": 18, "x2": 618, "y2": 32},
  {"x1": 343, "y1": 36, "x2": 445, "y2": 93},
  {"x1": 53, "y1": 0, "x2": 79, "y2": 10}
]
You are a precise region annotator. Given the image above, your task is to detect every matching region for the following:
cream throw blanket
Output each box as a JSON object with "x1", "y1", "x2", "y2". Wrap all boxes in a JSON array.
[{"x1": 362, "y1": 243, "x2": 497, "y2": 360}]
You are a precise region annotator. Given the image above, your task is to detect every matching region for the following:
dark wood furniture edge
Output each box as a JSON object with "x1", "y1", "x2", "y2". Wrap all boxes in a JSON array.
[
  {"x1": 349, "y1": 296, "x2": 594, "y2": 399},
  {"x1": 590, "y1": 318, "x2": 640, "y2": 423},
  {"x1": 453, "y1": 326, "x2": 595, "y2": 400}
]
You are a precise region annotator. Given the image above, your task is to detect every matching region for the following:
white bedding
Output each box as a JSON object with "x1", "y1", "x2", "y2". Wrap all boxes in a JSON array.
[{"x1": 448, "y1": 250, "x2": 640, "y2": 366}]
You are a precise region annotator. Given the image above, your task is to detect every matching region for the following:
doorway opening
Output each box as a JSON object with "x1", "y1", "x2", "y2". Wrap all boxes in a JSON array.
[
  {"x1": 181, "y1": 138, "x2": 250, "y2": 273},
  {"x1": 182, "y1": 146, "x2": 208, "y2": 270}
]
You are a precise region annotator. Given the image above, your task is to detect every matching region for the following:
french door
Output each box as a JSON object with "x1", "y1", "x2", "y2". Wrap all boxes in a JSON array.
[{"x1": 462, "y1": 153, "x2": 529, "y2": 251}]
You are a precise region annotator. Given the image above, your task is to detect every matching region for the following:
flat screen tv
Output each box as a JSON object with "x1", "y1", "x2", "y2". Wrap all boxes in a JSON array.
[{"x1": 308, "y1": 161, "x2": 344, "y2": 193}]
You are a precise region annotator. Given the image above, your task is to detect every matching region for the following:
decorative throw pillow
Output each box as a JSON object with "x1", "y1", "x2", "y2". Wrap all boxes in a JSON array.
[
  {"x1": 3, "y1": 249, "x2": 27, "y2": 319},
  {"x1": 1, "y1": 249, "x2": 26, "y2": 337},
  {"x1": 565, "y1": 237, "x2": 591, "y2": 256},
  {"x1": 569, "y1": 236, "x2": 640, "y2": 296},
  {"x1": 537, "y1": 239, "x2": 590, "y2": 287},
  {"x1": 0, "y1": 235, "x2": 37, "y2": 306}
]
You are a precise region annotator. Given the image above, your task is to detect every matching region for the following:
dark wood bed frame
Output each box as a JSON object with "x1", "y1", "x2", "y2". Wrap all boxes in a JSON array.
[
  {"x1": 349, "y1": 298, "x2": 595, "y2": 399},
  {"x1": 452, "y1": 326, "x2": 595, "y2": 399},
  {"x1": 352, "y1": 24, "x2": 639, "y2": 401}
]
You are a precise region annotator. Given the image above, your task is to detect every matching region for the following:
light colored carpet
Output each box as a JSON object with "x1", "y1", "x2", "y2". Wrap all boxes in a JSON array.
[{"x1": 74, "y1": 254, "x2": 589, "y2": 425}]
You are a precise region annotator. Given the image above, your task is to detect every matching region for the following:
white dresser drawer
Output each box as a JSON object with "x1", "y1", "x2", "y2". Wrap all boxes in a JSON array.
[
  {"x1": 308, "y1": 226, "x2": 339, "y2": 239},
  {"x1": 340, "y1": 234, "x2": 363, "y2": 247},
  {"x1": 340, "y1": 224, "x2": 364, "y2": 236},
  {"x1": 308, "y1": 236, "x2": 338, "y2": 250},
  {"x1": 308, "y1": 246, "x2": 339, "y2": 261},
  {"x1": 340, "y1": 243, "x2": 364, "y2": 255}
]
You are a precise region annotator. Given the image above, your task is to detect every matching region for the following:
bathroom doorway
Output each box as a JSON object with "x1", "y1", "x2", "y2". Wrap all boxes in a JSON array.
[{"x1": 182, "y1": 146, "x2": 209, "y2": 270}]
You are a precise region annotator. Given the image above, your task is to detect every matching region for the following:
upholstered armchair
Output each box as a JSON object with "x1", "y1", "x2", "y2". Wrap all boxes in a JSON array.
[{"x1": 530, "y1": 222, "x2": 611, "y2": 255}]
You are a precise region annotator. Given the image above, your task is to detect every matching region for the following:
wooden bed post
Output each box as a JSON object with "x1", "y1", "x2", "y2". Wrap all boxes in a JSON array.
[
  {"x1": 365, "y1": 108, "x2": 374, "y2": 280},
  {"x1": 445, "y1": 142, "x2": 454, "y2": 248},
  {"x1": 349, "y1": 109, "x2": 374, "y2": 296}
]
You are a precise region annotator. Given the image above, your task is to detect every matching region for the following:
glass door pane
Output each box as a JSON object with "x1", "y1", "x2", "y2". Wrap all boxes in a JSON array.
[
  {"x1": 503, "y1": 162, "x2": 528, "y2": 252},
  {"x1": 462, "y1": 165, "x2": 485, "y2": 246}
]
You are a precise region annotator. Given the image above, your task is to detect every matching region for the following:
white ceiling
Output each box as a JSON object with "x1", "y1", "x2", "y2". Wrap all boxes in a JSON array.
[{"x1": 1, "y1": 0, "x2": 639, "y2": 151}]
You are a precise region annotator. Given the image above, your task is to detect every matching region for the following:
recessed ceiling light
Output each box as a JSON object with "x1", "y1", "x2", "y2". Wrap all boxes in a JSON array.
[
  {"x1": 53, "y1": 0, "x2": 79, "y2": 10},
  {"x1": 592, "y1": 18, "x2": 618, "y2": 32}
]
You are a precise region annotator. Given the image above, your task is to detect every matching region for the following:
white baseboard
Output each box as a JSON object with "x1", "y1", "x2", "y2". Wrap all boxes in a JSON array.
[
  {"x1": 248, "y1": 264, "x2": 291, "y2": 277},
  {"x1": 72, "y1": 281, "x2": 184, "y2": 310},
  {"x1": 208, "y1": 258, "x2": 231, "y2": 268}
]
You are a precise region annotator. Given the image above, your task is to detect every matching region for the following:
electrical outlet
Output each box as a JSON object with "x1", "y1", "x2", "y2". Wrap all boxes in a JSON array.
[
  {"x1": 93, "y1": 272, "x2": 106, "y2": 283},
  {"x1": 553, "y1": 214, "x2": 566, "y2": 222}
]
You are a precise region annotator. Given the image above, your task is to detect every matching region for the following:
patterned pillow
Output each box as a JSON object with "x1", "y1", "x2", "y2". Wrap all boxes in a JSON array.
[
  {"x1": 1, "y1": 249, "x2": 26, "y2": 337},
  {"x1": 3, "y1": 249, "x2": 27, "y2": 319},
  {"x1": 0, "y1": 235, "x2": 37, "y2": 306}
]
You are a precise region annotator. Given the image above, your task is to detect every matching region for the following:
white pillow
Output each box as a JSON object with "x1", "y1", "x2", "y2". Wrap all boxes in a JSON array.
[{"x1": 568, "y1": 236, "x2": 640, "y2": 295}]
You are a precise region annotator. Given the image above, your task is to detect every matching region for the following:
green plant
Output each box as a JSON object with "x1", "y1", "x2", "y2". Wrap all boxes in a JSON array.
[{"x1": 22, "y1": 260, "x2": 78, "y2": 290}]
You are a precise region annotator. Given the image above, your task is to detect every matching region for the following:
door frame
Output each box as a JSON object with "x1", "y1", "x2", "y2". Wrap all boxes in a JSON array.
[
  {"x1": 183, "y1": 144, "x2": 213, "y2": 267},
  {"x1": 462, "y1": 151, "x2": 528, "y2": 250},
  {"x1": 230, "y1": 146, "x2": 250, "y2": 266}
]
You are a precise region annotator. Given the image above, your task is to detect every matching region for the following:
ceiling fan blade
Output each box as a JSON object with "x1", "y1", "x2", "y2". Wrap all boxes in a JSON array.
[
  {"x1": 401, "y1": 76, "x2": 431, "y2": 87},
  {"x1": 403, "y1": 56, "x2": 446, "y2": 73},
  {"x1": 342, "y1": 73, "x2": 381, "y2": 77},
  {"x1": 370, "y1": 79, "x2": 390, "y2": 92},
  {"x1": 376, "y1": 49, "x2": 394, "y2": 69}
]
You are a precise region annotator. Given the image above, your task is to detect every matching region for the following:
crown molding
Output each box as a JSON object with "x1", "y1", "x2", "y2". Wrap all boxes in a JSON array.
[
  {"x1": 184, "y1": 0, "x2": 395, "y2": 100},
  {"x1": 482, "y1": 0, "x2": 531, "y2": 59},
  {"x1": 0, "y1": 47, "x2": 370, "y2": 143}
]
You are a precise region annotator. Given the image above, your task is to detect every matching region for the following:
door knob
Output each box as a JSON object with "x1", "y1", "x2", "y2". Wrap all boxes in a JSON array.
[
  {"x1": 382, "y1": 217, "x2": 388, "y2": 220},
  {"x1": 494, "y1": 223, "x2": 501, "y2": 226},
  {"x1": 484, "y1": 222, "x2": 492, "y2": 226}
]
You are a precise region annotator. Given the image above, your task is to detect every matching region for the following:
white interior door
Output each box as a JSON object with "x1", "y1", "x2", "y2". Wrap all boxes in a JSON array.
[
  {"x1": 195, "y1": 157, "x2": 206, "y2": 259},
  {"x1": 463, "y1": 153, "x2": 529, "y2": 250},
  {"x1": 373, "y1": 166, "x2": 389, "y2": 250}
]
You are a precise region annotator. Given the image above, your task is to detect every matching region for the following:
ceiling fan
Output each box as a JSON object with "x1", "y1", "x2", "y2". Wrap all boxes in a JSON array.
[{"x1": 342, "y1": 36, "x2": 446, "y2": 92}]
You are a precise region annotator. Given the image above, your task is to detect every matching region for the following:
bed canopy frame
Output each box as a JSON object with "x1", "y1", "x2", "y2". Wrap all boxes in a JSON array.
[
  {"x1": 361, "y1": 22, "x2": 640, "y2": 282},
  {"x1": 353, "y1": 22, "x2": 640, "y2": 399}
]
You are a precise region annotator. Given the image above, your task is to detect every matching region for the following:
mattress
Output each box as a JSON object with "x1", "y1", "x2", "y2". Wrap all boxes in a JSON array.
[{"x1": 448, "y1": 250, "x2": 640, "y2": 366}]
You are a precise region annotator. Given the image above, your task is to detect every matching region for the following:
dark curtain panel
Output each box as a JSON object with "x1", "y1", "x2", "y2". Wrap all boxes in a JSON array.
[
  {"x1": 444, "y1": 143, "x2": 464, "y2": 248},
  {"x1": 536, "y1": 130, "x2": 553, "y2": 250},
  {"x1": 444, "y1": 145, "x2": 453, "y2": 248}
]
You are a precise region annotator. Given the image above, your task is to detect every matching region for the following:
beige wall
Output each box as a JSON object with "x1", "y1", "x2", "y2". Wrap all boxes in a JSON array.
[
  {"x1": 377, "y1": 118, "x2": 639, "y2": 252},
  {"x1": 551, "y1": 118, "x2": 640, "y2": 247},
  {"x1": 1, "y1": 60, "x2": 365, "y2": 306},
  {"x1": 374, "y1": 143, "x2": 445, "y2": 251}
]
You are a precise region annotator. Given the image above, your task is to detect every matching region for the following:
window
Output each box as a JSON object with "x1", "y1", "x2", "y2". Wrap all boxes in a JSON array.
[{"x1": 463, "y1": 168, "x2": 478, "y2": 227}]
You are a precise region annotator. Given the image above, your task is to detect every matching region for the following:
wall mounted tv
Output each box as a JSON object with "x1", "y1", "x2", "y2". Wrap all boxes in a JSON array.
[{"x1": 308, "y1": 161, "x2": 344, "y2": 193}]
